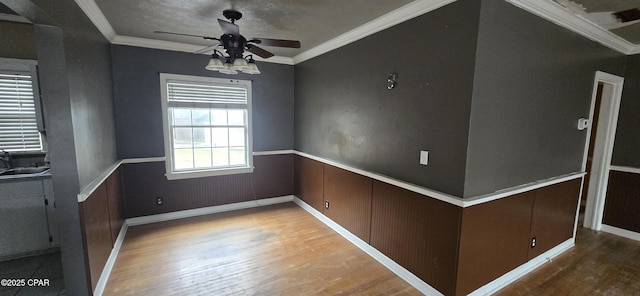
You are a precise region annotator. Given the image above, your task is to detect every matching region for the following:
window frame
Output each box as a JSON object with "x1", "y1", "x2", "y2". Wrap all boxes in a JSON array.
[
  {"x1": 160, "y1": 73, "x2": 253, "y2": 180},
  {"x1": 0, "y1": 58, "x2": 45, "y2": 153}
]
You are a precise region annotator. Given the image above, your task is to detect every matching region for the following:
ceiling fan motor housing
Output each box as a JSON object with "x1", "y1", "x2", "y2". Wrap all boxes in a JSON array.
[{"x1": 220, "y1": 34, "x2": 247, "y2": 59}]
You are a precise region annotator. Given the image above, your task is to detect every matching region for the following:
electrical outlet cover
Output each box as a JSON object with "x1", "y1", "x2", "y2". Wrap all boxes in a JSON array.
[{"x1": 420, "y1": 150, "x2": 429, "y2": 165}]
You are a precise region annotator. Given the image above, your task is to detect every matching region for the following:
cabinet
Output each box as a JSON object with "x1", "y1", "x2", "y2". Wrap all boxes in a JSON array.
[{"x1": 0, "y1": 177, "x2": 57, "y2": 260}]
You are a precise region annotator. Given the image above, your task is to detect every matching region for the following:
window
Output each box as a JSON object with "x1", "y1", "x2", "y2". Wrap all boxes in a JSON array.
[
  {"x1": 160, "y1": 73, "x2": 253, "y2": 180},
  {"x1": 0, "y1": 66, "x2": 43, "y2": 152}
]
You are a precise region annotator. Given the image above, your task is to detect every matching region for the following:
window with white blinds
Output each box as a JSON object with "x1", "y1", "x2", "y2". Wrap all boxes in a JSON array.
[
  {"x1": 0, "y1": 72, "x2": 42, "y2": 152},
  {"x1": 160, "y1": 73, "x2": 253, "y2": 180}
]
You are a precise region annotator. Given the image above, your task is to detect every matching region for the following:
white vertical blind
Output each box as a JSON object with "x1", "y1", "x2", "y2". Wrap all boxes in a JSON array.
[{"x1": 0, "y1": 73, "x2": 42, "y2": 151}]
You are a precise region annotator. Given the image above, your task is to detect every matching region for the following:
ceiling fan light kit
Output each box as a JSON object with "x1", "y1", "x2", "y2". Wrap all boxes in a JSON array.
[
  {"x1": 205, "y1": 51, "x2": 261, "y2": 75},
  {"x1": 155, "y1": 9, "x2": 300, "y2": 75}
]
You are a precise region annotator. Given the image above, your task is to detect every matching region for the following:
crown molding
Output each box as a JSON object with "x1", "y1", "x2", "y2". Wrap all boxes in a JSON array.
[
  {"x1": 75, "y1": 0, "x2": 640, "y2": 69},
  {"x1": 74, "y1": 0, "x2": 294, "y2": 65},
  {"x1": 292, "y1": 0, "x2": 456, "y2": 64},
  {"x1": 74, "y1": 0, "x2": 116, "y2": 41},
  {"x1": 506, "y1": 0, "x2": 639, "y2": 55}
]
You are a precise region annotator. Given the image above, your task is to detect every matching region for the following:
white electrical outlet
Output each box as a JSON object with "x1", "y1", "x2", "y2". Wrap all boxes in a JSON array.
[{"x1": 420, "y1": 150, "x2": 429, "y2": 165}]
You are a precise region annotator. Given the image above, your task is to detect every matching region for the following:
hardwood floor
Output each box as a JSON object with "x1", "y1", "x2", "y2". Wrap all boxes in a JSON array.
[
  {"x1": 495, "y1": 227, "x2": 640, "y2": 296},
  {"x1": 103, "y1": 202, "x2": 421, "y2": 296}
]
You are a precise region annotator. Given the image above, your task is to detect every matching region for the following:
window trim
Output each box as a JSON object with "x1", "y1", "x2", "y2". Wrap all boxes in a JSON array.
[{"x1": 160, "y1": 73, "x2": 253, "y2": 180}]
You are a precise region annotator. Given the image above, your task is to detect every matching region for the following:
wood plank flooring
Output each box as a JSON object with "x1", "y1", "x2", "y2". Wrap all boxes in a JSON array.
[
  {"x1": 103, "y1": 202, "x2": 421, "y2": 296},
  {"x1": 495, "y1": 227, "x2": 640, "y2": 296}
]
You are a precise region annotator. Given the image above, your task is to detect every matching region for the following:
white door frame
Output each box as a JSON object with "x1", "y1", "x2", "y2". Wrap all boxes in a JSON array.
[{"x1": 582, "y1": 71, "x2": 624, "y2": 231}]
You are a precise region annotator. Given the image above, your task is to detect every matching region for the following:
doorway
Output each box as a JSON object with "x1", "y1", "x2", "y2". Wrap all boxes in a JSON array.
[{"x1": 581, "y1": 71, "x2": 624, "y2": 231}]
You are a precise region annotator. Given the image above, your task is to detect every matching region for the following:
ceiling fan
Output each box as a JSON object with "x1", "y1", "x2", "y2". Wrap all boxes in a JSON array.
[{"x1": 154, "y1": 9, "x2": 301, "y2": 74}]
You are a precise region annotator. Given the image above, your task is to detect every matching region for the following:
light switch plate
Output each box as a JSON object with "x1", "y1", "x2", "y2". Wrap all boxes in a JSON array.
[{"x1": 420, "y1": 150, "x2": 429, "y2": 165}]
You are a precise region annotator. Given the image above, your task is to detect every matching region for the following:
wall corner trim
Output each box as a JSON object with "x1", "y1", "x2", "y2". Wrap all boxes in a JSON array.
[
  {"x1": 601, "y1": 224, "x2": 640, "y2": 242},
  {"x1": 294, "y1": 151, "x2": 585, "y2": 208},
  {"x1": 467, "y1": 238, "x2": 575, "y2": 296},
  {"x1": 294, "y1": 151, "x2": 464, "y2": 207},
  {"x1": 253, "y1": 150, "x2": 296, "y2": 156},
  {"x1": 462, "y1": 172, "x2": 586, "y2": 207},
  {"x1": 91, "y1": 152, "x2": 584, "y2": 208},
  {"x1": 121, "y1": 157, "x2": 166, "y2": 164},
  {"x1": 292, "y1": 197, "x2": 444, "y2": 296},
  {"x1": 609, "y1": 165, "x2": 640, "y2": 175},
  {"x1": 77, "y1": 160, "x2": 123, "y2": 202}
]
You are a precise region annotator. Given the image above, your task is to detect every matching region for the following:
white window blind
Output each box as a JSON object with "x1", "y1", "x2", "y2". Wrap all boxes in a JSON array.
[
  {"x1": 0, "y1": 73, "x2": 41, "y2": 152},
  {"x1": 167, "y1": 81, "x2": 247, "y2": 105}
]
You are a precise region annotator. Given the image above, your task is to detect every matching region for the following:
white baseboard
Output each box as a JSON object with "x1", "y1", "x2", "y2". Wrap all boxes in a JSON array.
[
  {"x1": 94, "y1": 222, "x2": 128, "y2": 296},
  {"x1": 468, "y1": 238, "x2": 574, "y2": 296},
  {"x1": 601, "y1": 224, "x2": 640, "y2": 242},
  {"x1": 293, "y1": 197, "x2": 577, "y2": 296},
  {"x1": 126, "y1": 195, "x2": 294, "y2": 226},
  {"x1": 292, "y1": 197, "x2": 444, "y2": 296}
]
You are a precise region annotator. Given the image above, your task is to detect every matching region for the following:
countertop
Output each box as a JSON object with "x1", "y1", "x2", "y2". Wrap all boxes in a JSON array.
[{"x1": 0, "y1": 168, "x2": 52, "y2": 182}]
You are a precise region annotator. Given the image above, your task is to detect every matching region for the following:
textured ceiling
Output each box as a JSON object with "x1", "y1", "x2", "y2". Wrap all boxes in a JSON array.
[
  {"x1": 4, "y1": 1, "x2": 640, "y2": 57},
  {"x1": 93, "y1": 0, "x2": 413, "y2": 58},
  {"x1": 564, "y1": 0, "x2": 640, "y2": 44}
]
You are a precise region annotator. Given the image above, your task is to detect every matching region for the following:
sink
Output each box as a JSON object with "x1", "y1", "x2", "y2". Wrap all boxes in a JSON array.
[{"x1": 0, "y1": 167, "x2": 50, "y2": 176}]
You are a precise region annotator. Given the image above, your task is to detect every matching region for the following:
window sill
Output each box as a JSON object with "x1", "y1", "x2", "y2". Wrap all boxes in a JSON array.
[{"x1": 165, "y1": 166, "x2": 254, "y2": 180}]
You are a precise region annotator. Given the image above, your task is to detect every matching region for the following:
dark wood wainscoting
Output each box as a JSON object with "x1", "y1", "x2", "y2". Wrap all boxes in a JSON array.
[
  {"x1": 528, "y1": 178, "x2": 581, "y2": 259},
  {"x1": 294, "y1": 154, "x2": 582, "y2": 296},
  {"x1": 79, "y1": 167, "x2": 125, "y2": 292},
  {"x1": 603, "y1": 170, "x2": 640, "y2": 233},
  {"x1": 293, "y1": 155, "x2": 461, "y2": 295},
  {"x1": 106, "y1": 169, "x2": 124, "y2": 244},
  {"x1": 122, "y1": 154, "x2": 294, "y2": 218},
  {"x1": 323, "y1": 164, "x2": 372, "y2": 242},
  {"x1": 456, "y1": 191, "x2": 535, "y2": 296},
  {"x1": 293, "y1": 155, "x2": 324, "y2": 212},
  {"x1": 253, "y1": 154, "x2": 294, "y2": 200},
  {"x1": 456, "y1": 179, "x2": 581, "y2": 295},
  {"x1": 371, "y1": 181, "x2": 461, "y2": 296}
]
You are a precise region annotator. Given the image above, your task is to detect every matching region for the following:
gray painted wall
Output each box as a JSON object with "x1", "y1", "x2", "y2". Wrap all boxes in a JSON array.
[
  {"x1": 12, "y1": 0, "x2": 118, "y2": 189},
  {"x1": 0, "y1": 21, "x2": 36, "y2": 59},
  {"x1": 3, "y1": 0, "x2": 119, "y2": 294},
  {"x1": 111, "y1": 45, "x2": 294, "y2": 158},
  {"x1": 33, "y1": 25, "x2": 86, "y2": 296},
  {"x1": 612, "y1": 54, "x2": 640, "y2": 167},
  {"x1": 463, "y1": 0, "x2": 626, "y2": 197},
  {"x1": 294, "y1": 0, "x2": 481, "y2": 197},
  {"x1": 65, "y1": 30, "x2": 117, "y2": 189}
]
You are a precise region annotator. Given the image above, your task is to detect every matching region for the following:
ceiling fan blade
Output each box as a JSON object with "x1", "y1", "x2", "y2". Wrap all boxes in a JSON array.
[
  {"x1": 218, "y1": 19, "x2": 240, "y2": 36},
  {"x1": 153, "y1": 31, "x2": 219, "y2": 41},
  {"x1": 194, "y1": 44, "x2": 220, "y2": 55},
  {"x1": 250, "y1": 38, "x2": 301, "y2": 48},
  {"x1": 246, "y1": 45, "x2": 274, "y2": 58}
]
